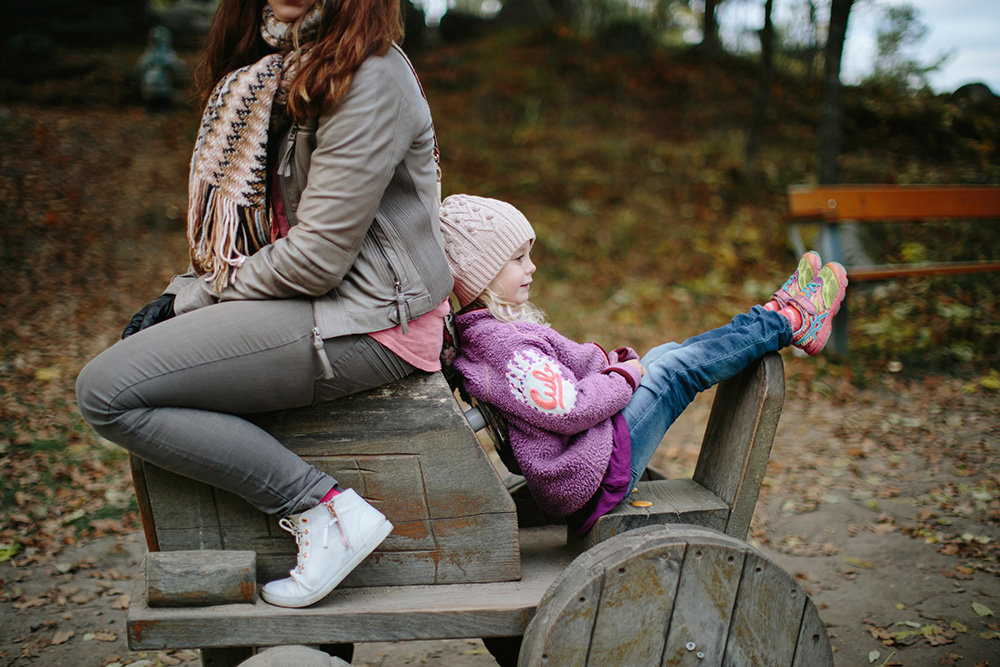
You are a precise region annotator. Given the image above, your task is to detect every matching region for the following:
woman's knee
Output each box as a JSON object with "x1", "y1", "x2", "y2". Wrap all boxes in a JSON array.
[{"x1": 75, "y1": 351, "x2": 121, "y2": 432}]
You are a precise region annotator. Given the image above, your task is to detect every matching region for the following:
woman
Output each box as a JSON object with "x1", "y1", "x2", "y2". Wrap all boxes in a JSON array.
[{"x1": 76, "y1": 0, "x2": 454, "y2": 609}]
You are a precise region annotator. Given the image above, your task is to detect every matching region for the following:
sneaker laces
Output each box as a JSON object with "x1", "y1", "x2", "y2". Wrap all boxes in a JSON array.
[
  {"x1": 277, "y1": 504, "x2": 354, "y2": 584},
  {"x1": 278, "y1": 516, "x2": 308, "y2": 581}
]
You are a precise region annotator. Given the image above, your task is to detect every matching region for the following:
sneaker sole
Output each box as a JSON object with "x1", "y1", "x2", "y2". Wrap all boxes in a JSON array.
[{"x1": 261, "y1": 518, "x2": 394, "y2": 608}]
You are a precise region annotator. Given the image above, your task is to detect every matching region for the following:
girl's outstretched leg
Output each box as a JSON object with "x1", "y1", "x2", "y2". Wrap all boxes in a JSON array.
[
  {"x1": 622, "y1": 261, "x2": 847, "y2": 487},
  {"x1": 622, "y1": 307, "x2": 792, "y2": 488}
]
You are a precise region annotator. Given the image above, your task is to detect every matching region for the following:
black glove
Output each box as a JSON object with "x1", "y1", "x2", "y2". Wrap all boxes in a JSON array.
[{"x1": 122, "y1": 294, "x2": 176, "y2": 339}]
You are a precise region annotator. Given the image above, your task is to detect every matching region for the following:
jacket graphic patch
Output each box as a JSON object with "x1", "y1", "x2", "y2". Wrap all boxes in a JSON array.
[{"x1": 506, "y1": 349, "x2": 577, "y2": 416}]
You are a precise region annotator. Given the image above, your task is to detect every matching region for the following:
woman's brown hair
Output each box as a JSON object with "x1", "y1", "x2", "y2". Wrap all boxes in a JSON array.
[{"x1": 195, "y1": 0, "x2": 403, "y2": 121}]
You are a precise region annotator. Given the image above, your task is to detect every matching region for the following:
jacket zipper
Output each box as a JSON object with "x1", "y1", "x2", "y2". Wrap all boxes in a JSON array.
[
  {"x1": 371, "y1": 221, "x2": 409, "y2": 334},
  {"x1": 312, "y1": 327, "x2": 335, "y2": 379},
  {"x1": 278, "y1": 124, "x2": 298, "y2": 178}
]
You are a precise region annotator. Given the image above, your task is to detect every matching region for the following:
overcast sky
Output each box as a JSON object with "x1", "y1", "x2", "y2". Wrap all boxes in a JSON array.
[{"x1": 841, "y1": 0, "x2": 1000, "y2": 93}]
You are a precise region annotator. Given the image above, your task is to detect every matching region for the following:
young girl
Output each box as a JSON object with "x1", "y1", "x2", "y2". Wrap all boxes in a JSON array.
[{"x1": 439, "y1": 195, "x2": 847, "y2": 534}]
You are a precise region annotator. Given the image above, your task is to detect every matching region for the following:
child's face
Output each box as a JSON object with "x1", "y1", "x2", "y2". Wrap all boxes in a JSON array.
[{"x1": 489, "y1": 241, "x2": 535, "y2": 305}]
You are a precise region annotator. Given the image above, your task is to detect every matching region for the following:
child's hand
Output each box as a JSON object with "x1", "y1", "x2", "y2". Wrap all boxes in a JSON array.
[{"x1": 625, "y1": 359, "x2": 646, "y2": 377}]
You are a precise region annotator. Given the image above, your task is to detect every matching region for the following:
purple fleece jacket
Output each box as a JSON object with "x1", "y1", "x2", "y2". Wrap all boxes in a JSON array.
[{"x1": 454, "y1": 309, "x2": 643, "y2": 517}]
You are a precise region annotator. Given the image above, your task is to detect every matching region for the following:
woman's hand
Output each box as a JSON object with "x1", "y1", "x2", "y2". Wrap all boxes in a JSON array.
[
  {"x1": 122, "y1": 294, "x2": 176, "y2": 339},
  {"x1": 625, "y1": 359, "x2": 647, "y2": 377}
]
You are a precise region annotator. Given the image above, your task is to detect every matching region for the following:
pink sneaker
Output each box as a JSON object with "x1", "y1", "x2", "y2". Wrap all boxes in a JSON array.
[
  {"x1": 768, "y1": 251, "x2": 823, "y2": 310},
  {"x1": 788, "y1": 263, "x2": 848, "y2": 356}
]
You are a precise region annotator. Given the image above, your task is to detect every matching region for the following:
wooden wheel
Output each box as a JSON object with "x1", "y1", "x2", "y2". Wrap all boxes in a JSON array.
[{"x1": 519, "y1": 525, "x2": 832, "y2": 666}]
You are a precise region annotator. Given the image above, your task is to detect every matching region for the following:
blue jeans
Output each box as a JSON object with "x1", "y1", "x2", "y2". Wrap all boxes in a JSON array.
[{"x1": 622, "y1": 306, "x2": 792, "y2": 489}]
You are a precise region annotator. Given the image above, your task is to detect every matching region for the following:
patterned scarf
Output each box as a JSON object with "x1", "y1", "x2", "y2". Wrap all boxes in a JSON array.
[{"x1": 187, "y1": 6, "x2": 321, "y2": 289}]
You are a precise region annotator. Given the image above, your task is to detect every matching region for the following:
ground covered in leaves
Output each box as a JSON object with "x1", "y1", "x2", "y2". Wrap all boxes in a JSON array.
[{"x1": 1, "y1": 30, "x2": 998, "y2": 667}]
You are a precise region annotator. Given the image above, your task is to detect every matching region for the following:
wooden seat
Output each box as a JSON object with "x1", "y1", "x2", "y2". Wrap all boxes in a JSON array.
[{"x1": 130, "y1": 371, "x2": 520, "y2": 588}]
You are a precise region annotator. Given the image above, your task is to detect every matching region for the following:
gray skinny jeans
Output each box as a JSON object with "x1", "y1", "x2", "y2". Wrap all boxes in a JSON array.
[{"x1": 76, "y1": 298, "x2": 414, "y2": 516}]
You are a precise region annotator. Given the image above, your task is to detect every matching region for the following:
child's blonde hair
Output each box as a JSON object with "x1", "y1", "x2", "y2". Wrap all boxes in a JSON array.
[{"x1": 469, "y1": 287, "x2": 549, "y2": 326}]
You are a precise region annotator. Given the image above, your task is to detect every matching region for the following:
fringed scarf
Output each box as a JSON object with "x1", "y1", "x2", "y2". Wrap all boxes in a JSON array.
[{"x1": 187, "y1": 6, "x2": 321, "y2": 290}]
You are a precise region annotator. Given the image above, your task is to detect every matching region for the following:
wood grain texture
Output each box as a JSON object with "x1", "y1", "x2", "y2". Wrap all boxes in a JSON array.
[
  {"x1": 791, "y1": 599, "x2": 835, "y2": 667},
  {"x1": 692, "y1": 353, "x2": 784, "y2": 540},
  {"x1": 133, "y1": 372, "x2": 520, "y2": 587},
  {"x1": 127, "y1": 527, "x2": 572, "y2": 651},
  {"x1": 520, "y1": 525, "x2": 833, "y2": 667},
  {"x1": 146, "y1": 551, "x2": 256, "y2": 607},
  {"x1": 581, "y1": 479, "x2": 729, "y2": 550},
  {"x1": 661, "y1": 541, "x2": 747, "y2": 666},
  {"x1": 722, "y1": 551, "x2": 805, "y2": 667}
]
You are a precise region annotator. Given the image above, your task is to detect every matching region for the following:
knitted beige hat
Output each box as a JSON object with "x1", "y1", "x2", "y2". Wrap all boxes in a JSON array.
[{"x1": 439, "y1": 194, "x2": 536, "y2": 307}]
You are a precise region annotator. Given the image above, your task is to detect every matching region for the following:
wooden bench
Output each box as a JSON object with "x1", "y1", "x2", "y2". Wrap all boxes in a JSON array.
[
  {"x1": 125, "y1": 352, "x2": 826, "y2": 666},
  {"x1": 785, "y1": 184, "x2": 1000, "y2": 354}
]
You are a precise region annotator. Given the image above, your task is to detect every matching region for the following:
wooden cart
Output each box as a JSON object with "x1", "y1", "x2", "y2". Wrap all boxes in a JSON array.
[{"x1": 125, "y1": 352, "x2": 834, "y2": 666}]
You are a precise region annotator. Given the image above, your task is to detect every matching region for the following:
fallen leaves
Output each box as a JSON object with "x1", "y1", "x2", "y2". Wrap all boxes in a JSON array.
[
  {"x1": 843, "y1": 556, "x2": 876, "y2": 570},
  {"x1": 867, "y1": 621, "x2": 958, "y2": 648},
  {"x1": 972, "y1": 602, "x2": 994, "y2": 617},
  {"x1": 51, "y1": 630, "x2": 75, "y2": 645}
]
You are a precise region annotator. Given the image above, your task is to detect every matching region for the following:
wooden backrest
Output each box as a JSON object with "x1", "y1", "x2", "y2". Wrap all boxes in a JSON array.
[{"x1": 693, "y1": 352, "x2": 784, "y2": 539}]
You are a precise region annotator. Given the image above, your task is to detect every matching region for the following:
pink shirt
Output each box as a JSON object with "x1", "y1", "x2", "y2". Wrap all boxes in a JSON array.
[{"x1": 369, "y1": 300, "x2": 449, "y2": 372}]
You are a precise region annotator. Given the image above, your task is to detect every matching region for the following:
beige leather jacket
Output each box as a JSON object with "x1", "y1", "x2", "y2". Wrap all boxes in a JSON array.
[{"x1": 166, "y1": 45, "x2": 453, "y2": 339}]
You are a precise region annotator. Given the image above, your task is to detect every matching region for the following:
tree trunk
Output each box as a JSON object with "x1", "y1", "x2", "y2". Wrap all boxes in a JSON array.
[
  {"x1": 818, "y1": 0, "x2": 853, "y2": 185},
  {"x1": 744, "y1": 0, "x2": 775, "y2": 172},
  {"x1": 700, "y1": 0, "x2": 723, "y2": 57}
]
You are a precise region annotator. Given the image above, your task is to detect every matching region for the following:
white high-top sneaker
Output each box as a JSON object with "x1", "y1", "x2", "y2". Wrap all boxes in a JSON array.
[{"x1": 261, "y1": 489, "x2": 393, "y2": 608}]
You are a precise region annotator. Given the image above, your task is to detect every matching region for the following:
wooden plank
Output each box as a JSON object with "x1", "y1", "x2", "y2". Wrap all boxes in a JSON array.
[
  {"x1": 127, "y1": 527, "x2": 573, "y2": 651},
  {"x1": 722, "y1": 551, "x2": 807, "y2": 667},
  {"x1": 146, "y1": 551, "x2": 256, "y2": 607},
  {"x1": 791, "y1": 600, "x2": 835, "y2": 667},
  {"x1": 129, "y1": 455, "x2": 160, "y2": 552},
  {"x1": 528, "y1": 526, "x2": 832, "y2": 667},
  {"x1": 522, "y1": 569, "x2": 603, "y2": 667},
  {"x1": 521, "y1": 530, "x2": 660, "y2": 667},
  {"x1": 787, "y1": 185, "x2": 1000, "y2": 221},
  {"x1": 845, "y1": 260, "x2": 1000, "y2": 281},
  {"x1": 587, "y1": 544, "x2": 684, "y2": 666},
  {"x1": 693, "y1": 354, "x2": 784, "y2": 540},
  {"x1": 582, "y1": 479, "x2": 729, "y2": 550},
  {"x1": 141, "y1": 463, "x2": 222, "y2": 550},
  {"x1": 661, "y1": 542, "x2": 747, "y2": 666}
]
